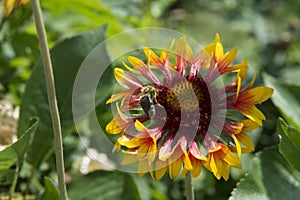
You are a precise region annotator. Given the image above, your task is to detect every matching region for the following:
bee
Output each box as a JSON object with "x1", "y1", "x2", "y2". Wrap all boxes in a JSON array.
[{"x1": 139, "y1": 85, "x2": 159, "y2": 119}]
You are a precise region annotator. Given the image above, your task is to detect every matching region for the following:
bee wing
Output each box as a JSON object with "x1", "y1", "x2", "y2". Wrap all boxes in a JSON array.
[{"x1": 140, "y1": 96, "x2": 155, "y2": 118}]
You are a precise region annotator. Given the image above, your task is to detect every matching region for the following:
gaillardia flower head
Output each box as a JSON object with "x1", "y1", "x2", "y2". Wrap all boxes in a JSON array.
[{"x1": 106, "y1": 34, "x2": 273, "y2": 181}]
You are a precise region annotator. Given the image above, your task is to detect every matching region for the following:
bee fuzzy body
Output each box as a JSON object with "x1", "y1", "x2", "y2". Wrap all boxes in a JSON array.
[{"x1": 139, "y1": 85, "x2": 159, "y2": 118}]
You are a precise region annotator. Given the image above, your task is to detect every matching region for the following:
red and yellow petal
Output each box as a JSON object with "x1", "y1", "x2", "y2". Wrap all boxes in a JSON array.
[
  {"x1": 144, "y1": 47, "x2": 162, "y2": 65},
  {"x1": 214, "y1": 42, "x2": 224, "y2": 63},
  {"x1": 204, "y1": 33, "x2": 221, "y2": 56},
  {"x1": 236, "y1": 133, "x2": 255, "y2": 152},
  {"x1": 122, "y1": 62, "x2": 140, "y2": 74},
  {"x1": 169, "y1": 158, "x2": 182, "y2": 178},
  {"x1": 234, "y1": 59, "x2": 248, "y2": 81},
  {"x1": 241, "y1": 119, "x2": 260, "y2": 131},
  {"x1": 155, "y1": 159, "x2": 168, "y2": 180},
  {"x1": 190, "y1": 157, "x2": 202, "y2": 178},
  {"x1": 231, "y1": 133, "x2": 252, "y2": 153},
  {"x1": 232, "y1": 134, "x2": 242, "y2": 158},
  {"x1": 236, "y1": 103, "x2": 266, "y2": 126},
  {"x1": 204, "y1": 43, "x2": 216, "y2": 57},
  {"x1": 121, "y1": 153, "x2": 138, "y2": 165},
  {"x1": 106, "y1": 91, "x2": 129, "y2": 104},
  {"x1": 114, "y1": 68, "x2": 143, "y2": 89},
  {"x1": 205, "y1": 149, "x2": 216, "y2": 170},
  {"x1": 175, "y1": 37, "x2": 194, "y2": 73},
  {"x1": 214, "y1": 33, "x2": 221, "y2": 42},
  {"x1": 205, "y1": 144, "x2": 241, "y2": 180},
  {"x1": 112, "y1": 140, "x2": 122, "y2": 152},
  {"x1": 176, "y1": 37, "x2": 194, "y2": 61},
  {"x1": 138, "y1": 160, "x2": 153, "y2": 178},
  {"x1": 206, "y1": 153, "x2": 219, "y2": 179},
  {"x1": 182, "y1": 149, "x2": 193, "y2": 171},
  {"x1": 118, "y1": 134, "x2": 136, "y2": 147},
  {"x1": 221, "y1": 164, "x2": 230, "y2": 181},
  {"x1": 221, "y1": 145, "x2": 242, "y2": 169},
  {"x1": 3, "y1": 0, "x2": 28, "y2": 17},
  {"x1": 128, "y1": 56, "x2": 145, "y2": 68},
  {"x1": 240, "y1": 87, "x2": 274, "y2": 104},
  {"x1": 188, "y1": 142, "x2": 207, "y2": 177},
  {"x1": 158, "y1": 138, "x2": 173, "y2": 161},
  {"x1": 134, "y1": 120, "x2": 147, "y2": 133},
  {"x1": 218, "y1": 48, "x2": 237, "y2": 70},
  {"x1": 106, "y1": 116, "x2": 123, "y2": 134},
  {"x1": 3, "y1": 0, "x2": 15, "y2": 17},
  {"x1": 137, "y1": 139, "x2": 156, "y2": 162}
]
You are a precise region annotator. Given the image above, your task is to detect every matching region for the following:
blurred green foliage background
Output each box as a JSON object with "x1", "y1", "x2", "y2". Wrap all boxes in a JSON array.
[
  {"x1": 0, "y1": 0, "x2": 300, "y2": 199},
  {"x1": 1, "y1": 0, "x2": 300, "y2": 105}
]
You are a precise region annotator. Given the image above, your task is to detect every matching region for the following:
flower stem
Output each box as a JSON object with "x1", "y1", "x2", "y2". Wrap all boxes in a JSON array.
[
  {"x1": 30, "y1": 0, "x2": 68, "y2": 199},
  {"x1": 185, "y1": 172, "x2": 194, "y2": 200},
  {"x1": 9, "y1": 164, "x2": 19, "y2": 199}
]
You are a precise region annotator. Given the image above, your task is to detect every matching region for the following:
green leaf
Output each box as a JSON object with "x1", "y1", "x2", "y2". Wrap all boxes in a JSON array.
[
  {"x1": 67, "y1": 171, "x2": 143, "y2": 200},
  {"x1": 131, "y1": 175, "x2": 151, "y2": 200},
  {"x1": 263, "y1": 73, "x2": 300, "y2": 130},
  {"x1": 0, "y1": 118, "x2": 38, "y2": 186},
  {"x1": 13, "y1": 118, "x2": 39, "y2": 164},
  {"x1": 42, "y1": 0, "x2": 123, "y2": 38},
  {"x1": 11, "y1": 33, "x2": 39, "y2": 59},
  {"x1": 18, "y1": 25, "x2": 110, "y2": 168},
  {"x1": 277, "y1": 118, "x2": 300, "y2": 172},
  {"x1": 38, "y1": 177, "x2": 60, "y2": 200},
  {"x1": 230, "y1": 147, "x2": 300, "y2": 200},
  {"x1": 0, "y1": 148, "x2": 17, "y2": 171}
]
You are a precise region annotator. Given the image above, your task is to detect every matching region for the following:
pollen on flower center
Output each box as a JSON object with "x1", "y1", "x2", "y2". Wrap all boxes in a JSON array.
[
  {"x1": 166, "y1": 82, "x2": 198, "y2": 111},
  {"x1": 159, "y1": 76, "x2": 209, "y2": 112},
  {"x1": 156, "y1": 76, "x2": 212, "y2": 136}
]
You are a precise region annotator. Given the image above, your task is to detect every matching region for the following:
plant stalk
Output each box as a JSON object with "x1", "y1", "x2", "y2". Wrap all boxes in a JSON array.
[
  {"x1": 30, "y1": 0, "x2": 68, "y2": 199},
  {"x1": 185, "y1": 172, "x2": 194, "y2": 200},
  {"x1": 9, "y1": 164, "x2": 19, "y2": 200}
]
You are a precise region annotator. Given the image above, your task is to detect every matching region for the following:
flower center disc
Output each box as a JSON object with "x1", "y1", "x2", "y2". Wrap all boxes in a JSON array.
[
  {"x1": 158, "y1": 76, "x2": 210, "y2": 112},
  {"x1": 166, "y1": 81, "x2": 202, "y2": 111},
  {"x1": 156, "y1": 76, "x2": 211, "y2": 136}
]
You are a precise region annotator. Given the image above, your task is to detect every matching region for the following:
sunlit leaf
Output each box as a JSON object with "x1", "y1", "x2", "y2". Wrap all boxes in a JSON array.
[
  {"x1": 67, "y1": 171, "x2": 145, "y2": 200},
  {"x1": 229, "y1": 147, "x2": 300, "y2": 200},
  {"x1": 42, "y1": 0, "x2": 123, "y2": 37},
  {"x1": 277, "y1": 118, "x2": 300, "y2": 172},
  {"x1": 0, "y1": 118, "x2": 38, "y2": 186}
]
